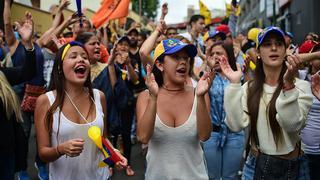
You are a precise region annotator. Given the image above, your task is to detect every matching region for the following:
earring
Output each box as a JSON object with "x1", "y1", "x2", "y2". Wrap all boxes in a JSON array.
[{"x1": 257, "y1": 55, "x2": 261, "y2": 60}]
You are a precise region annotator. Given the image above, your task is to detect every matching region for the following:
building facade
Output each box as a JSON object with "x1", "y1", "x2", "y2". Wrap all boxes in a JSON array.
[{"x1": 237, "y1": 0, "x2": 320, "y2": 44}]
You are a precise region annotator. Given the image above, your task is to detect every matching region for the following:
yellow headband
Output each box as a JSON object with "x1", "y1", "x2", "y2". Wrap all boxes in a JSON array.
[{"x1": 61, "y1": 44, "x2": 71, "y2": 60}]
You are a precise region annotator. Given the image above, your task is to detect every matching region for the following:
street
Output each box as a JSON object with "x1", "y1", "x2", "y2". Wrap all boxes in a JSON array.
[{"x1": 22, "y1": 126, "x2": 146, "y2": 180}]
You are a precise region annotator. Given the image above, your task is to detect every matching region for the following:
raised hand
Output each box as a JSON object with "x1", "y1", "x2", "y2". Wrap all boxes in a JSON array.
[
  {"x1": 311, "y1": 73, "x2": 320, "y2": 100},
  {"x1": 59, "y1": 138, "x2": 85, "y2": 157},
  {"x1": 283, "y1": 54, "x2": 301, "y2": 85},
  {"x1": 197, "y1": 45, "x2": 205, "y2": 60},
  {"x1": 108, "y1": 43, "x2": 119, "y2": 65},
  {"x1": 59, "y1": 0, "x2": 70, "y2": 11},
  {"x1": 160, "y1": 3, "x2": 168, "y2": 20},
  {"x1": 156, "y1": 20, "x2": 167, "y2": 35},
  {"x1": 145, "y1": 65, "x2": 159, "y2": 98},
  {"x1": 122, "y1": 52, "x2": 131, "y2": 65},
  {"x1": 51, "y1": 34, "x2": 63, "y2": 48},
  {"x1": 66, "y1": 12, "x2": 80, "y2": 26},
  {"x1": 196, "y1": 69, "x2": 215, "y2": 96},
  {"x1": 219, "y1": 55, "x2": 242, "y2": 83},
  {"x1": 15, "y1": 12, "x2": 34, "y2": 45},
  {"x1": 206, "y1": 52, "x2": 216, "y2": 70}
]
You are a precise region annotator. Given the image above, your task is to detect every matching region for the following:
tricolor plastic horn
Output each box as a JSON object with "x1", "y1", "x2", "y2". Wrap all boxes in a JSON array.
[
  {"x1": 76, "y1": 0, "x2": 83, "y2": 27},
  {"x1": 88, "y1": 126, "x2": 122, "y2": 167}
]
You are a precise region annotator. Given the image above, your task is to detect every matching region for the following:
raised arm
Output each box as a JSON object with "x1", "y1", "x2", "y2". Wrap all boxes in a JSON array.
[
  {"x1": 3, "y1": 0, "x2": 18, "y2": 54},
  {"x1": 123, "y1": 53, "x2": 139, "y2": 84},
  {"x1": 42, "y1": 12, "x2": 79, "y2": 49},
  {"x1": 275, "y1": 55, "x2": 313, "y2": 132},
  {"x1": 139, "y1": 20, "x2": 166, "y2": 66},
  {"x1": 107, "y1": 44, "x2": 118, "y2": 91},
  {"x1": 37, "y1": 0, "x2": 70, "y2": 47},
  {"x1": 136, "y1": 65, "x2": 158, "y2": 144},
  {"x1": 195, "y1": 71, "x2": 214, "y2": 141},
  {"x1": 298, "y1": 51, "x2": 320, "y2": 64},
  {"x1": 140, "y1": 3, "x2": 167, "y2": 66},
  {"x1": 220, "y1": 56, "x2": 250, "y2": 132},
  {"x1": 1, "y1": 12, "x2": 36, "y2": 85},
  {"x1": 52, "y1": 0, "x2": 70, "y2": 29},
  {"x1": 160, "y1": 2, "x2": 168, "y2": 21}
]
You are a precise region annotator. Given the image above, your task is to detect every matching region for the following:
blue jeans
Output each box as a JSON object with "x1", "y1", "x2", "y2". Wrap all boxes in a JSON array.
[
  {"x1": 242, "y1": 153, "x2": 310, "y2": 180},
  {"x1": 204, "y1": 131, "x2": 245, "y2": 180},
  {"x1": 306, "y1": 154, "x2": 320, "y2": 180}
]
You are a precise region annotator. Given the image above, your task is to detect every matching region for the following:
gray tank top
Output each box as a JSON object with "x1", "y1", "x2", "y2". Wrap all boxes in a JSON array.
[{"x1": 145, "y1": 95, "x2": 209, "y2": 180}]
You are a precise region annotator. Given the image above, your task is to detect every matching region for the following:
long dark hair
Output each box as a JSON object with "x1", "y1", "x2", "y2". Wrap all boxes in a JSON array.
[
  {"x1": 152, "y1": 53, "x2": 195, "y2": 87},
  {"x1": 45, "y1": 43, "x2": 94, "y2": 135},
  {"x1": 75, "y1": 32, "x2": 95, "y2": 44},
  {"x1": 247, "y1": 42, "x2": 287, "y2": 147},
  {"x1": 210, "y1": 41, "x2": 237, "y2": 71}
]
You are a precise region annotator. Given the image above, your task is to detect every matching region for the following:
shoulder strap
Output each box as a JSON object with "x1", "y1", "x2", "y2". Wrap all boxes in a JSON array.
[{"x1": 46, "y1": 91, "x2": 55, "y2": 105}]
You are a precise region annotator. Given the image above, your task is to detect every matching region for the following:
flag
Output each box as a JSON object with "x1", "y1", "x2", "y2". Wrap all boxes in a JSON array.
[
  {"x1": 92, "y1": 0, "x2": 130, "y2": 28},
  {"x1": 226, "y1": 3, "x2": 241, "y2": 17},
  {"x1": 118, "y1": 17, "x2": 127, "y2": 27},
  {"x1": 88, "y1": 126, "x2": 122, "y2": 167},
  {"x1": 199, "y1": 0, "x2": 212, "y2": 25}
]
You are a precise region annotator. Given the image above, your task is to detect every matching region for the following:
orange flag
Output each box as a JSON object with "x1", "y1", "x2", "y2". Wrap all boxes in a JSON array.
[
  {"x1": 92, "y1": 0, "x2": 130, "y2": 28},
  {"x1": 118, "y1": 17, "x2": 127, "y2": 27}
]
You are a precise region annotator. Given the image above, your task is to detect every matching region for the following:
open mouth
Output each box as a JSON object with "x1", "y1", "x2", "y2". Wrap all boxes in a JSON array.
[
  {"x1": 176, "y1": 68, "x2": 187, "y2": 75},
  {"x1": 94, "y1": 49, "x2": 100, "y2": 55},
  {"x1": 269, "y1": 55, "x2": 279, "y2": 60},
  {"x1": 74, "y1": 65, "x2": 86, "y2": 75}
]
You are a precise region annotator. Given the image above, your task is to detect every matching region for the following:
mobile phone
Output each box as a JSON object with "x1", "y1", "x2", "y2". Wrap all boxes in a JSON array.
[{"x1": 292, "y1": 45, "x2": 298, "y2": 55}]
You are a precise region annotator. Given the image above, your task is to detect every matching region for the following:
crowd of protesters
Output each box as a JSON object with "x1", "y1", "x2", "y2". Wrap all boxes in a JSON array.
[{"x1": 1, "y1": 0, "x2": 320, "y2": 180}]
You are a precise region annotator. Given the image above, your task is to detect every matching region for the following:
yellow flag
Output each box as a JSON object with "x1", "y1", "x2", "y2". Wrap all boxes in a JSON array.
[
  {"x1": 199, "y1": 0, "x2": 212, "y2": 25},
  {"x1": 226, "y1": 3, "x2": 241, "y2": 17}
]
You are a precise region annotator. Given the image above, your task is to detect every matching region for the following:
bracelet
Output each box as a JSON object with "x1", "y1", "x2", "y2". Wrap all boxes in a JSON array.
[{"x1": 56, "y1": 145, "x2": 62, "y2": 156}]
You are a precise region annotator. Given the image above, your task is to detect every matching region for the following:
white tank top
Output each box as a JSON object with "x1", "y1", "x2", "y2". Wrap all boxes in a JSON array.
[
  {"x1": 145, "y1": 95, "x2": 209, "y2": 180},
  {"x1": 46, "y1": 89, "x2": 109, "y2": 180}
]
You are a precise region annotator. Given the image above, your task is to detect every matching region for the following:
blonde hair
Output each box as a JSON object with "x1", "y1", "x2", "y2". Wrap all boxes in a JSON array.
[{"x1": 0, "y1": 71, "x2": 22, "y2": 121}]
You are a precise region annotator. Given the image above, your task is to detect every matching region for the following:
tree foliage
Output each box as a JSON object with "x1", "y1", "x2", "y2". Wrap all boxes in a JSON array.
[{"x1": 131, "y1": 0, "x2": 159, "y2": 20}]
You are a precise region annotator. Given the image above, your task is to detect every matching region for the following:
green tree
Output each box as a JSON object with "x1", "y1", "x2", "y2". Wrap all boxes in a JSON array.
[{"x1": 131, "y1": 0, "x2": 159, "y2": 20}]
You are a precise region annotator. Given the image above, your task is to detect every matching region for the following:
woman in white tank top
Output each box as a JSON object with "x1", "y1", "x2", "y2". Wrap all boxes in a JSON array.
[
  {"x1": 34, "y1": 41, "x2": 127, "y2": 180},
  {"x1": 137, "y1": 37, "x2": 214, "y2": 179}
]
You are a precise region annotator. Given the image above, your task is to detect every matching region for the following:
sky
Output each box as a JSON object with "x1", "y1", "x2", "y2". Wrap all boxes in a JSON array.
[{"x1": 157, "y1": 0, "x2": 228, "y2": 24}]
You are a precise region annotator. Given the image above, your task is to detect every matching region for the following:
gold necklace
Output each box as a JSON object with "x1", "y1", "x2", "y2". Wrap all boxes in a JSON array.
[{"x1": 162, "y1": 85, "x2": 184, "y2": 92}]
